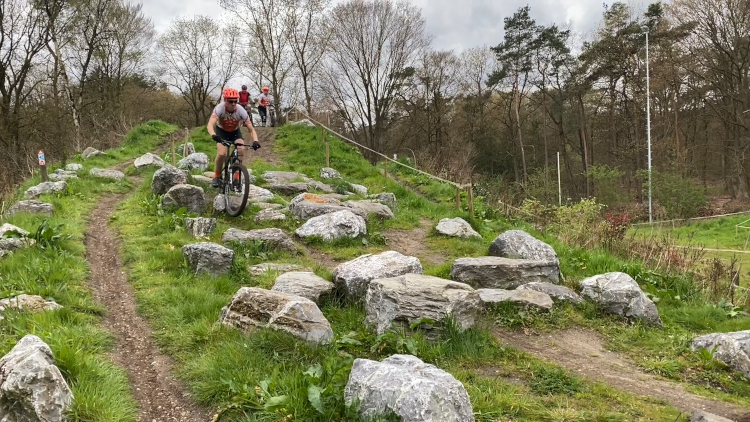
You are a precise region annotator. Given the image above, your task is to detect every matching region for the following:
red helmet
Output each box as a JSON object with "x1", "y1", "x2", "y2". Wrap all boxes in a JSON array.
[
  {"x1": 222, "y1": 88, "x2": 239, "y2": 100},
  {"x1": 262, "y1": 86, "x2": 270, "y2": 92}
]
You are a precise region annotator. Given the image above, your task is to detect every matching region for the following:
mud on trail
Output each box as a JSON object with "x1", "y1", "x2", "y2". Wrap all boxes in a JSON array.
[{"x1": 494, "y1": 328, "x2": 750, "y2": 421}]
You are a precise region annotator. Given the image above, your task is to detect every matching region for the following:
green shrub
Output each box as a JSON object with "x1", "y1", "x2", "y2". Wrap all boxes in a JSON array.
[{"x1": 637, "y1": 170, "x2": 706, "y2": 219}]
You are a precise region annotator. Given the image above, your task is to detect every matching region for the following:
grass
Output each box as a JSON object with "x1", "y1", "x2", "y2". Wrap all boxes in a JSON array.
[
  {"x1": 0, "y1": 120, "x2": 177, "y2": 421},
  {"x1": 105, "y1": 124, "x2": 706, "y2": 421}
]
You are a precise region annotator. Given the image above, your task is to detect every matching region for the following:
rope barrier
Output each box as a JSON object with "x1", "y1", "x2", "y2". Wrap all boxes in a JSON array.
[
  {"x1": 290, "y1": 107, "x2": 469, "y2": 189},
  {"x1": 631, "y1": 209, "x2": 750, "y2": 226}
]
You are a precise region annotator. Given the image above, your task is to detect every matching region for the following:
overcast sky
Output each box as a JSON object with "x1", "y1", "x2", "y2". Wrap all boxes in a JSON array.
[{"x1": 139, "y1": 0, "x2": 621, "y2": 52}]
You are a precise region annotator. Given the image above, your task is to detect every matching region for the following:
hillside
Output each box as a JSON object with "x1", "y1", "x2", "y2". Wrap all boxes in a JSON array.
[{"x1": 0, "y1": 121, "x2": 748, "y2": 422}]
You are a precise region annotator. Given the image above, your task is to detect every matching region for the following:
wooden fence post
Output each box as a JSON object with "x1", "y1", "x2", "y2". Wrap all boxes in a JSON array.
[
  {"x1": 38, "y1": 150, "x2": 47, "y2": 182},
  {"x1": 183, "y1": 128, "x2": 189, "y2": 156},
  {"x1": 170, "y1": 133, "x2": 175, "y2": 166},
  {"x1": 455, "y1": 186, "x2": 461, "y2": 210},
  {"x1": 468, "y1": 180, "x2": 474, "y2": 216},
  {"x1": 326, "y1": 142, "x2": 330, "y2": 168}
]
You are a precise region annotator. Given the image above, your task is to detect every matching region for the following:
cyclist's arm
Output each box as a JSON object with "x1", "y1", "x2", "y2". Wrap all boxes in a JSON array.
[{"x1": 207, "y1": 114, "x2": 219, "y2": 137}]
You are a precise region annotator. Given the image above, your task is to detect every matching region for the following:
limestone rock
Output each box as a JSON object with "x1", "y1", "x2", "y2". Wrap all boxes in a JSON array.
[
  {"x1": 295, "y1": 210, "x2": 366, "y2": 241},
  {"x1": 0, "y1": 295, "x2": 62, "y2": 320},
  {"x1": 48, "y1": 169, "x2": 78, "y2": 181},
  {"x1": 182, "y1": 242, "x2": 234, "y2": 276},
  {"x1": 580, "y1": 272, "x2": 662, "y2": 326},
  {"x1": 255, "y1": 208, "x2": 287, "y2": 223},
  {"x1": 0, "y1": 335, "x2": 73, "y2": 421},
  {"x1": 476, "y1": 288, "x2": 553, "y2": 311},
  {"x1": 435, "y1": 217, "x2": 481, "y2": 239},
  {"x1": 691, "y1": 330, "x2": 750, "y2": 379},
  {"x1": 450, "y1": 256, "x2": 559, "y2": 289},
  {"x1": 271, "y1": 272, "x2": 335, "y2": 303},
  {"x1": 89, "y1": 168, "x2": 125, "y2": 181},
  {"x1": 348, "y1": 183, "x2": 368, "y2": 196},
  {"x1": 24, "y1": 181, "x2": 68, "y2": 199},
  {"x1": 344, "y1": 200, "x2": 394, "y2": 220},
  {"x1": 64, "y1": 163, "x2": 83, "y2": 172},
  {"x1": 152, "y1": 165, "x2": 188, "y2": 195},
  {"x1": 5, "y1": 200, "x2": 54, "y2": 217},
  {"x1": 82, "y1": 147, "x2": 105, "y2": 159},
  {"x1": 333, "y1": 251, "x2": 423, "y2": 300},
  {"x1": 222, "y1": 228, "x2": 297, "y2": 253},
  {"x1": 289, "y1": 193, "x2": 367, "y2": 221},
  {"x1": 184, "y1": 217, "x2": 217, "y2": 238},
  {"x1": 249, "y1": 263, "x2": 311, "y2": 277},
  {"x1": 690, "y1": 411, "x2": 736, "y2": 422},
  {"x1": 489, "y1": 229, "x2": 558, "y2": 265},
  {"x1": 345, "y1": 354, "x2": 475, "y2": 422},
  {"x1": 266, "y1": 182, "x2": 309, "y2": 195},
  {"x1": 320, "y1": 167, "x2": 342, "y2": 179},
  {"x1": 517, "y1": 282, "x2": 582, "y2": 304},
  {"x1": 290, "y1": 119, "x2": 315, "y2": 127},
  {"x1": 365, "y1": 274, "x2": 481, "y2": 335},
  {"x1": 246, "y1": 185, "x2": 275, "y2": 203},
  {"x1": 219, "y1": 287, "x2": 333, "y2": 344},
  {"x1": 162, "y1": 184, "x2": 206, "y2": 214},
  {"x1": 177, "y1": 142, "x2": 195, "y2": 155},
  {"x1": 177, "y1": 152, "x2": 209, "y2": 171},
  {"x1": 134, "y1": 152, "x2": 166, "y2": 169},
  {"x1": 368, "y1": 192, "x2": 397, "y2": 209}
]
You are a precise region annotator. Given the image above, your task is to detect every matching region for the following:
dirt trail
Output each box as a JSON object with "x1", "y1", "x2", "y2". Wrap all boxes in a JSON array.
[
  {"x1": 494, "y1": 328, "x2": 750, "y2": 421},
  {"x1": 243, "y1": 126, "x2": 282, "y2": 165},
  {"x1": 383, "y1": 219, "x2": 446, "y2": 266},
  {"x1": 85, "y1": 132, "x2": 212, "y2": 422}
]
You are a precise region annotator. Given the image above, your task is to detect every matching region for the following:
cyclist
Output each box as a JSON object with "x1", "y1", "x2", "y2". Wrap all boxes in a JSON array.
[
  {"x1": 238, "y1": 85, "x2": 253, "y2": 125},
  {"x1": 257, "y1": 86, "x2": 271, "y2": 126},
  {"x1": 207, "y1": 87, "x2": 260, "y2": 188}
]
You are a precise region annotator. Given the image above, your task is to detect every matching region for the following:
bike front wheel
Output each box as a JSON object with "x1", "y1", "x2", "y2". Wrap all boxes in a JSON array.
[{"x1": 224, "y1": 163, "x2": 251, "y2": 217}]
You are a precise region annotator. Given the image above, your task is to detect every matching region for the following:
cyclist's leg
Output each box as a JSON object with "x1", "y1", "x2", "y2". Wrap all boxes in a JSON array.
[
  {"x1": 230, "y1": 130, "x2": 247, "y2": 167},
  {"x1": 258, "y1": 106, "x2": 267, "y2": 125},
  {"x1": 214, "y1": 127, "x2": 230, "y2": 182}
]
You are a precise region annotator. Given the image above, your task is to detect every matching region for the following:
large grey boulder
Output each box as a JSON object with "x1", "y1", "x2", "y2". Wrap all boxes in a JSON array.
[
  {"x1": 691, "y1": 330, "x2": 750, "y2": 379},
  {"x1": 0, "y1": 335, "x2": 73, "y2": 421},
  {"x1": 222, "y1": 228, "x2": 297, "y2": 253},
  {"x1": 82, "y1": 146, "x2": 105, "y2": 159},
  {"x1": 134, "y1": 152, "x2": 165, "y2": 169},
  {"x1": 368, "y1": 193, "x2": 397, "y2": 209},
  {"x1": 5, "y1": 200, "x2": 54, "y2": 217},
  {"x1": 64, "y1": 163, "x2": 83, "y2": 172},
  {"x1": 182, "y1": 242, "x2": 234, "y2": 276},
  {"x1": 289, "y1": 193, "x2": 366, "y2": 221},
  {"x1": 219, "y1": 287, "x2": 333, "y2": 344},
  {"x1": 89, "y1": 168, "x2": 125, "y2": 181},
  {"x1": 476, "y1": 289, "x2": 553, "y2": 311},
  {"x1": 0, "y1": 295, "x2": 62, "y2": 321},
  {"x1": 690, "y1": 411, "x2": 736, "y2": 422},
  {"x1": 152, "y1": 165, "x2": 188, "y2": 195},
  {"x1": 184, "y1": 217, "x2": 216, "y2": 238},
  {"x1": 344, "y1": 200, "x2": 394, "y2": 220},
  {"x1": 177, "y1": 152, "x2": 209, "y2": 171},
  {"x1": 24, "y1": 181, "x2": 67, "y2": 199},
  {"x1": 249, "y1": 263, "x2": 311, "y2": 277},
  {"x1": 450, "y1": 256, "x2": 559, "y2": 289},
  {"x1": 345, "y1": 354, "x2": 474, "y2": 422},
  {"x1": 365, "y1": 274, "x2": 481, "y2": 336},
  {"x1": 489, "y1": 230, "x2": 558, "y2": 265},
  {"x1": 580, "y1": 272, "x2": 662, "y2": 326},
  {"x1": 295, "y1": 210, "x2": 367, "y2": 241},
  {"x1": 271, "y1": 272, "x2": 335, "y2": 303},
  {"x1": 162, "y1": 184, "x2": 206, "y2": 214},
  {"x1": 332, "y1": 251, "x2": 423, "y2": 300},
  {"x1": 435, "y1": 217, "x2": 481, "y2": 239},
  {"x1": 517, "y1": 282, "x2": 583, "y2": 304},
  {"x1": 320, "y1": 167, "x2": 342, "y2": 179}
]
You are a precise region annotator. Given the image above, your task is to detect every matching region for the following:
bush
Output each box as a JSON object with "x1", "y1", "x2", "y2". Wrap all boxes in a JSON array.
[
  {"x1": 587, "y1": 165, "x2": 627, "y2": 206},
  {"x1": 637, "y1": 170, "x2": 706, "y2": 219}
]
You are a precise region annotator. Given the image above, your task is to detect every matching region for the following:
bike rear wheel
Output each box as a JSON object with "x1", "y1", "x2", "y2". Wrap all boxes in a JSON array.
[{"x1": 223, "y1": 163, "x2": 250, "y2": 217}]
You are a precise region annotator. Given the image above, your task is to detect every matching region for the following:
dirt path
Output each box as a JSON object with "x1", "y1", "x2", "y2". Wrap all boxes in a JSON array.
[
  {"x1": 85, "y1": 134, "x2": 212, "y2": 422},
  {"x1": 494, "y1": 328, "x2": 750, "y2": 421},
  {"x1": 243, "y1": 126, "x2": 283, "y2": 165},
  {"x1": 383, "y1": 219, "x2": 446, "y2": 266}
]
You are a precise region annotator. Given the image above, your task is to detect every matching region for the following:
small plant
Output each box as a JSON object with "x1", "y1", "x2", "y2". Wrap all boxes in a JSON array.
[
  {"x1": 213, "y1": 373, "x2": 290, "y2": 421},
  {"x1": 31, "y1": 220, "x2": 71, "y2": 250},
  {"x1": 696, "y1": 345, "x2": 728, "y2": 371},
  {"x1": 529, "y1": 365, "x2": 582, "y2": 396}
]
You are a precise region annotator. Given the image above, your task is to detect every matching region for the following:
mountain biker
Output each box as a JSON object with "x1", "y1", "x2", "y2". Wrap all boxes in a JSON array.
[
  {"x1": 257, "y1": 86, "x2": 271, "y2": 127},
  {"x1": 207, "y1": 87, "x2": 260, "y2": 188},
  {"x1": 238, "y1": 85, "x2": 253, "y2": 125}
]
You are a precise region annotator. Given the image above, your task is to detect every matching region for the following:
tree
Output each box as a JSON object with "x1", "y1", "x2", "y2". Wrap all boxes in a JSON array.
[
  {"x1": 156, "y1": 16, "x2": 239, "y2": 126},
  {"x1": 285, "y1": 0, "x2": 329, "y2": 114},
  {"x1": 321, "y1": 0, "x2": 429, "y2": 161}
]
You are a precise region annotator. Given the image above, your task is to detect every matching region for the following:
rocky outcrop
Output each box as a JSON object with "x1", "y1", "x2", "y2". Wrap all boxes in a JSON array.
[
  {"x1": 177, "y1": 152, "x2": 209, "y2": 171},
  {"x1": 691, "y1": 330, "x2": 750, "y2": 379},
  {"x1": 5, "y1": 200, "x2": 54, "y2": 216},
  {"x1": 162, "y1": 184, "x2": 206, "y2": 214},
  {"x1": 365, "y1": 274, "x2": 481, "y2": 335},
  {"x1": 24, "y1": 181, "x2": 68, "y2": 199},
  {"x1": 152, "y1": 165, "x2": 188, "y2": 195},
  {"x1": 271, "y1": 272, "x2": 335, "y2": 303},
  {"x1": 185, "y1": 217, "x2": 217, "y2": 238},
  {"x1": 435, "y1": 217, "x2": 481, "y2": 239},
  {"x1": 64, "y1": 163, "x2": 83, "y2": 172},
  {"x1": 295, "y1": 210, "x2": 367, "y2": 241},
  {"x1": 489, "y1": 230, "x2": 558, "y2": 265},
  {"x1": 332, "y1": 251, "x2": 423, "y2": 300},
  {"x1": 134, "y1": 152, "x2": 166, "y2": 169},
  {"x1": 368, "y1": 193, "x2": 397, "y2": 209},
  {"x1": 450, "y1": 256, "x2": 559, "y2": 289},
  {"x1": 219, "y1": 287, "x2": 333, "y2": 344},
  {"x1": 254, "y1": 208, "x2": 287, "y2": 223},
  {"x1": 345, "y1": 354, "x2": 475, "y2": 422},
  {"x1": 182, "y1": 242, "x2": 234, "y2": 276},
  {"x1": 580, "y1": 272, "x2": 662, "y2": 326}
]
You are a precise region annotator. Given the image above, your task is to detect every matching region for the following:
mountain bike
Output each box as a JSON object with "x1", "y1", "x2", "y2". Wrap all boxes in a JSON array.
[{"x1": 216, "y1": 139, "x2": 251, "y2": 217}]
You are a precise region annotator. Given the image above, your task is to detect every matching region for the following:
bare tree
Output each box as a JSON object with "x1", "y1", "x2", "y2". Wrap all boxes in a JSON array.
[
  {"x1": 285, "y1": 0, "x2": 329, "y2": 113},
  {"x1": 156, "y1": 16, "x2": 240, "y2": 126},
  {"x1": 322, "y1": 0, "x2": 429, "y2": 161}
]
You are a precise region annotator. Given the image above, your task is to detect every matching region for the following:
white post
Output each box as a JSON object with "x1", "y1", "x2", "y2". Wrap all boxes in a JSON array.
[
  {"x1": 557, "y1": 151, "x2": 562, "y2": 206},
  {"x1": 646, "y1": 32, "x2": 652, "y2": 224}
]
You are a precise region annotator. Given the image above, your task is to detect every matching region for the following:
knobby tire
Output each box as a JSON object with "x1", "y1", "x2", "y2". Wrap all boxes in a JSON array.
[{"x1": 224, "y1": 163, "x2": 250, "y2": 217}]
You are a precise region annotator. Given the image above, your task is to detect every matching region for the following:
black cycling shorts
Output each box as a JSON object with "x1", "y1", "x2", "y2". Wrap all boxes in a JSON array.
[{"x1": 215, "y1": 127, "x2": 244, "y2": 144}]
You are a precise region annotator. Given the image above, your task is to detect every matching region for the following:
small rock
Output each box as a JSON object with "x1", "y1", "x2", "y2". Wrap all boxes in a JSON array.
[
  {"x1": 476, "y1": 289, "x2": 553, "y2": 311},
  {"x1": 0, "y1": 223, "x2": 29, "y2": 238},
  {"x1": 256, "y1": 203, "x2": 283, "y2": 210},
  {"x1": 368, "y1": 192, "x2": 397, "y2": 209},
  {"x1": 134, "y1": 152, "x2": 166, "y2": 169},
  {"x1": 219, "y1": 287, "x2": 333, "y2": 344},
  {"x1": 255, "y1": 208, "x2": 287, "y2": 223},
  {"x1": 345, "y1": 354, "x2": 475, "y2": 422},
  {"x1": 580, "y1": 272, "x2": 662, "y2": 326},
  {"x1": 489, "y1": 229, "x2": 558, "y2": 265},
  {"x1": 184, "y1": 217, "x2": 217, "y2": 238},
  {"x1": 450, "y1": 256, "x2": 559, "y2": 289},
  {"x1": 517, "y1": 282, "x2": 582, "y2": 304},
  {"x1": 5, "y1": 200, "x2": 54, "y2": 216},
  {"x1": 152, "y1": 165, "x2": 188, "y2": 195},
  {"x1": 0, "y1": 295, "x2": 62, "y2": 320},
  {"x1": 48, "y1": 171, "x2": 78, "y2": 181},
  {"x1": 247, "y1": 185, "x2": 275, "y2": 203},
  {"x1": 289, "y1": 193, "x2": 366, "y2": 221},
  {"x1": 248, "y1": 263, "x2": 311, "y2": 277},
  {"x1": 162, "y1": 184, "x2": 206, "y2": 214},
  {"x1": 82, "y1": 147, "x2": 105, "y2": 159},
  {"x1": 177, "y1": 152, "x2": 209, "y2": 171},
  {"x1": 0, "y1": 335, "x2": 73, "y2": 421},
  {"x1": 295, "y1": 210, "x2": 366, "y2": 241},
  {"x1": 24, "y1": 181, "x2": 68, "y2": 199},
  {"x1": 271, "y1": 272, "x2": 335, "y2": 303},
  {"x1": 349, "y1": 183, "x2": 368, "y2": 196},
  {"x1": 436, "y1": 217, "x2": 481, "y2": 238},
  {"x1": 333, "y1": 251, "x2": 423, "y2": 300},
  {"x1": 222, "y1": 228, "x2": 297, "y2": 253},
  {"x1": 89, "y1": 168, "x2": 125, "y2": 180},
  {"x1": 65, "y1": 163, "x2": 83, "y2": 171},
  {"x1": 182, "y1": 242, "x2": 234, "y2": 276},
  {"x1": 320, "y1": 167, "x2": 342, "y2": 179}
]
